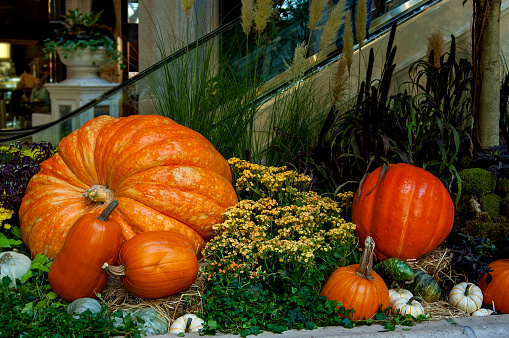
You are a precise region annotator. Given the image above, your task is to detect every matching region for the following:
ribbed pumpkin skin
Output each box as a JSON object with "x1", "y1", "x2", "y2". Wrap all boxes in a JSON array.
[
  {"x1": 351, "y1": 164, "x2": 454, "y2": 260},
  {"x1": 19, "y1": 115, "x2": 238, "y2": 258},
  {"x1": 116, "y1": 231, "x2": 199, "y2": 299},
  {"x1": 320, "y1": 264, "x2": 390, "y2": 320},
  {"x1": 478, "y1": 259, "x2": 509, "y2": 314},
  {"x1": 48, "y1": 211, "x2": 123, "y2": 301}
]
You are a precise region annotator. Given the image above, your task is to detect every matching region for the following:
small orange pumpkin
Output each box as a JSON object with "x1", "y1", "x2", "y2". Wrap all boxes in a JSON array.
[
  {"x1": 351, "y1": 163, "x2": 454, "y2": 260},
  {"x1": 102, "y1": 230, "x2": 199, "y2": 299},
  {"x1": 48, "y1": 200, "x2": 123, "y2": 301},
  {"x1": 478, "y1": 259, "x2": 509, "y2": 314},
  {"x1": 320, "y1": 236, "x2": 390, "y2": 320}
]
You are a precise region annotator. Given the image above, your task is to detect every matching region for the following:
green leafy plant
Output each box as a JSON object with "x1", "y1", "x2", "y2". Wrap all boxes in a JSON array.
[
  {"x1": 0, "y1": 252, "x2": 141, "y2": 337},
  {"x1": 43, "y1": 9, "x2": 123, "y2": 68}
]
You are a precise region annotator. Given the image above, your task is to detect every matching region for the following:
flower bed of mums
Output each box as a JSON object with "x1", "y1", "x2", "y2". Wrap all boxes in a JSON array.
[{"x1": 200, "y1": 158, "x2": 366, "y2": 335}]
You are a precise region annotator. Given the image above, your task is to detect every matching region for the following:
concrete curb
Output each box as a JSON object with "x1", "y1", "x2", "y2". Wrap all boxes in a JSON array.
[{"x1": 150, "y1": 314, "x2": 509, "y2": 338}]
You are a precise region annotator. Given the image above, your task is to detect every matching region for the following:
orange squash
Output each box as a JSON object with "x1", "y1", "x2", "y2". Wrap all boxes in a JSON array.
[
  {"x1": 48, "y1": 200, "x2": 123, "y2": 301},
  {"x1": 19, "y1": 115, "x2": 238, "y2": 258},
  {"x1": 478, "y1": 259, "x2": 509, "y2": 314},
  {"x1": 102, "y1": 230, "x2": 199, "y2": 299},
  {"x1": 351, "y1": 163, "x2": 454, "y2": 260},
  {"x1": 320, "y1": 237, "x2": 390, "y2": 320}
]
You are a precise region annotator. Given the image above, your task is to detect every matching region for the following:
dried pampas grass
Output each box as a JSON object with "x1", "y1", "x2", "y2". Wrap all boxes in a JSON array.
[
  {"x1": 241, "y1": 0, "x2": 254, "y2": 36},
  {"x1": 342, "y1": 12, "x2": 354, "y2": 73},
  {"x1": 254, "y1": 0, "x2": 273, "y2": 36},
  {"x1": 355, "y1": 0, "x2": 367, "y2": 48},
  {"x1": 180, "y1": 0, "x2": 196, "y2": 16},
  {"x1": 427, "y1": 29, "x2": 445, "y2": 68},
  {"x1": 285, "y1": 42, "x2": 308, "y2": 83},
  {"x1": 332, "y1": 53, "x2": 348, "y2": 106},
  {"x1": 308, "y1": 0, "x2": 328, "y2": 31},
  {"x1": 319, "y1": 0, "x2": 346, "y2": 51}
]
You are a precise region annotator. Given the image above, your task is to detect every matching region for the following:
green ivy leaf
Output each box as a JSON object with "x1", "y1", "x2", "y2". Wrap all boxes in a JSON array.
[{"x1": 0, "y1": 233, "x2": 11, "y2": 248}]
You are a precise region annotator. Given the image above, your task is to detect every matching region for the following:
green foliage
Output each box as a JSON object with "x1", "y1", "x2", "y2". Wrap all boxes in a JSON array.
[
  {"x1": 479, "y1": 193, "x2": 502, "y2": 217},
  {"x1": 496, "y1": 178, "x2": 509, "y2": 195},
  {"x1": 0, "y1": 252, "x2": 141, "y2": 337},
  {"x1": 448, "y1": 233, "x2": 498, "y2": 284},
  {"x1": 43, "y1": 8, "x2": 124, "y2": 68},
  {"x1": 459, "y1": 168, "x2": 497, "y2": 196}
]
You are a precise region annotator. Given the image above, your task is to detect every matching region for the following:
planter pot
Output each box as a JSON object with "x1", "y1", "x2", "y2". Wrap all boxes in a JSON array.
[{"x1": 57, "y1": 47, "x2": 111, "y2": 84}]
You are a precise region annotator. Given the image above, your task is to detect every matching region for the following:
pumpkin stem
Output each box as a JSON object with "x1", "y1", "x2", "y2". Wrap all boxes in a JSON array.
[
  {"x1": 102, "y1": 262, "x2": 126, "y2": 277},
  {"x1": 464, "y1": 283, "x2": 474, "y2": 297},
  {"x1": 406, "y1": 296, "x2": 423, "y2": 305},
  {"x1": 0, "y1": 252, "x2": 12, "y2": 264},
  {"x1": 83, "y1": 185, "x2": 115, "y2": 204},
  {"x1": 97, "y1": 200, "x2": 119, "y2": 221},
  {"x1": 356, "y1": 236, "x2": 375, "y2": 280},
  {"x1": 186, "y1": 317, "x2": 193, "y2": 332}
]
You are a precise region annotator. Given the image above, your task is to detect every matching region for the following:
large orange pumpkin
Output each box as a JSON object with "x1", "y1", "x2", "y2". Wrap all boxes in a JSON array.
[
  {"x1": 48, "y1": 200, "x2": 123, "y2": 301},
  {"x1": 320, "y1": 237, "x2": 390, "y2": 320},
  {"x1": 102, "y1": 230, "x2": 199, "y2": 299},
  {"x1": 478, "y1": 259, "x2": 509, "y2": 314},
  {"x1": 19, "y1": 115, "x2": 238, "y2": 258},
  {"x1": 351, "y1": 163, "x2": 454, "y2": 260}
]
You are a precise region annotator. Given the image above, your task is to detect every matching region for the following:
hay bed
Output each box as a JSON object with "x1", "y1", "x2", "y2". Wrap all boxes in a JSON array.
[{"x1": 101, "y1": 248, "x2": 471, "y2": 330}]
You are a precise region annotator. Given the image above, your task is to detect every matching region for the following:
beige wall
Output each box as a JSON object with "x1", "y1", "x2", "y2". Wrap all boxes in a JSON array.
[
  {"x1": 294, "y1": 0, "x2": 509, "y2": 105},
  {"x1": 138, "y1": 0, "x2": 219, "y2": 71}
]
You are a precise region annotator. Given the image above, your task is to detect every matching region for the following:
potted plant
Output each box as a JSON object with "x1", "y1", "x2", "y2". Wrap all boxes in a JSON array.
[{"x1": 43, "y1": 9, "x2": 123, "y2": 74}]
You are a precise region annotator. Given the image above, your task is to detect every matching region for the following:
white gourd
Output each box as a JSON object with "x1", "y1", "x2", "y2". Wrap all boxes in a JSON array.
[
  {"x1": 449, "y1": 282, "x2": 483, "y2": 314},
  {"x1": 0, "y1": 251, "x2": 31, "y2": 288},
  {"x1": 389, "y1": 288, "x2": 413, "y2": 306},
  {"x1": 391, "y1": 296, "x2": 425, "y2": 317},
  {"x1": 169, "y1": 313, "x2": 204, "y2": 334},
  {"x1": 471, "y1": 308, "x2": 493, "y2": 316},
  {"x1": 66, "y1": 298, "x2": 102, "y2": 315}
]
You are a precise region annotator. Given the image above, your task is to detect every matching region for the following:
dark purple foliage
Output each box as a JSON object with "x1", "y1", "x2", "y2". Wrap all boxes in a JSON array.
[{"x1": 0, "y1": 141, "x2": 55, "y2": 212}]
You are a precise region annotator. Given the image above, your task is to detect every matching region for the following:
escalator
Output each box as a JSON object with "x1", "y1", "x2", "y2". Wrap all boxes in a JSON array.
[{"x1": 0, "y1": 0, "x2": 445, "y2": 146}]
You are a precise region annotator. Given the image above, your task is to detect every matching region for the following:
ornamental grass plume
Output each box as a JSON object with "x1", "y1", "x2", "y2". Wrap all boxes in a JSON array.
[
  {"x1": 180, "y1": 0, "x2": 196, "y2": 16},
  {"x1": 285, "y1": 42, "x2": 308, "y2": 83},
  {"x1": 427, "y1": 29, "x2": 445, "y2": 69},
  {"x1": 355, "y1": 0, "x2": 367, "y2": 48},
  {"x1": 319, "y1": 0, "x2": 347, "y2": 51},
  {"x1": 342, "y1": 12, "x2": 354, "y2": 73},
  {"x1": 308, "y1": 0, "x2": 328, "y2": 32},
  {"x1": 254, "y1": 0, "x2": 273, "y2": 36},
  {"x1": 332, "y1": 53, "x2": 348, "y2": 107},
  {"x1": 241, "y1": 0, "x2": 254, "y2": 36}
]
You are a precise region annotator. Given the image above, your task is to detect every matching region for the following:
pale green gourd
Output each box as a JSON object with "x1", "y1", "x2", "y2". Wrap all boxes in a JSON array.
[
  {"x1": 0, "y1": 251, "x2": 31, "y2": 288},
  {"x1": 66, "y1": 298, "x2": 102, "y2": 315}
]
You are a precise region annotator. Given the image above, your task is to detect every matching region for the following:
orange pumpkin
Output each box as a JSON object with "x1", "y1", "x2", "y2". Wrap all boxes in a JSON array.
[
  {"x1": 478, "y1": 259, "x2": 509, "y2": 313},
  {"x1": 320, "y1": 237, "x2": 390, "y2": 321},
  {"x1": 102, "y1": 230, "x2": 199, "y2": 299},
  {"x1": 48, "y1": 200, "x2": 123, "y2": 301},
  {"x1": 351, "y1": 163, "x2": 454, "y2": 260},
  {"x1": 19, "y1": 115, "x2": 238, "y2": 258}
]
